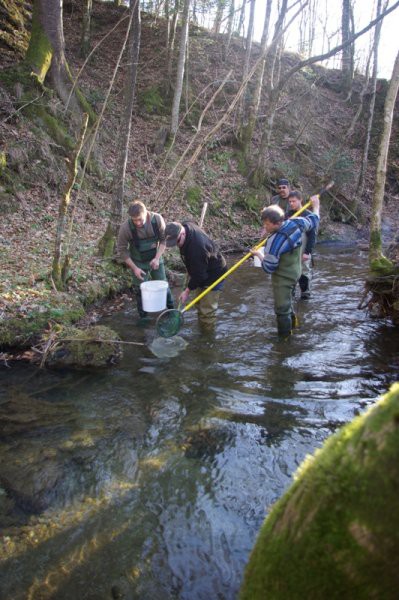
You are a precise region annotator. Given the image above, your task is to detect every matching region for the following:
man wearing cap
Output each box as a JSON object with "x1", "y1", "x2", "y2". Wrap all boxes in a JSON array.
[
  {"x1": 117, "y1": 200, "x2": 174, "y2": 323},
  {"x1": 270, "y1": 178, "x2": 291, "y2": 211},
  {"x1": 251, "y1": 196, "x2": 320, "y2": 339},
  {"x1": 164, "y1": 221, "x2": 227, "y2": 328},
  {"x1": 285, "y1": 190, "x2": 318, "y2": 299}
]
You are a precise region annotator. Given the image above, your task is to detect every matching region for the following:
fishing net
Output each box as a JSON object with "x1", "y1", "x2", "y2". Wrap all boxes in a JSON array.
[
  {"x1": 156, "y1": 309, "x2": 184, "y2": 338},
  {"x1": 149, "y1": 335, "x2": 188, "y2": 358}
]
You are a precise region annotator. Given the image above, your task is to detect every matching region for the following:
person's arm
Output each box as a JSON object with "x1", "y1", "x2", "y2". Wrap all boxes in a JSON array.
[{"x1": 116, "y1": 223, "x2": 146, "y2": 280}]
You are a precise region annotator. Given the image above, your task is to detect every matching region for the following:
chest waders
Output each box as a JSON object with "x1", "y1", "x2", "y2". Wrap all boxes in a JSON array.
[
  {"x1": 129, "y1": 216, "x2": 174, "y2": 319},
  {"x1": 271, "y1": 239, "x2": 302, "y2": 338}
]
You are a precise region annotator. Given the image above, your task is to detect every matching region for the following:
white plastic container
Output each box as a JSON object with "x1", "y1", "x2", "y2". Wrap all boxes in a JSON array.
[
  {"x1": 140, "y1": 280, "x2": 168, "y2": 312},
  {"x1": 253, "y1": 247, "x2": 265, "y2": 267}
]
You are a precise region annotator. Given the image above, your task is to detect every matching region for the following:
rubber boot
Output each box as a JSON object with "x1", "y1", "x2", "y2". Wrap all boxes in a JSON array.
[
  {"x1": 299, "y1": 275, "x2": 310, "y2": 299},
  {"x1": 291, "y1": 313, "x2": 299, "y2": 329},
  {"x1": 133, "y1": 287, "x2": 150, "y2": 325}
]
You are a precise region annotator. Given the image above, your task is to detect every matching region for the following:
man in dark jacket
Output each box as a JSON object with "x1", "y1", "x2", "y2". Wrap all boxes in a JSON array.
[
  {"x1": 285, "y1": 190, "x2": 318, "y2": 299},
  {"x1": 164, "y1": 221, "x2": 227, "y2": 327}
]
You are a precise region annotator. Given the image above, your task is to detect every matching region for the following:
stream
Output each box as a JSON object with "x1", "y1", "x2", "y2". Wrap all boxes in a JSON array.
[{"x1": 1, "y1": 244, "x2": 399, "y2": 600}]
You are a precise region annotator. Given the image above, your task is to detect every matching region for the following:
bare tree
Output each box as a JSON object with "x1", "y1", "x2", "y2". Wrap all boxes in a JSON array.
[
  {"x1": 170, "y1": 0, "x2": 190, "y2": 135},
  {"x1": 341, "y1": 0, "x2": 354, "y2": 95},
  {"x1": 166, "y1": 0, "x2": 179, "y2": 88},
  {"x1": 356, "y1": 0, "x2": 387, "y2": 200},
  {"x1": 81, "y1": 0, "x2": 93, "y2": 57},
  {"x1": 99, "y1": 0, "x2": 141, "y2": 257},
  {"x1": 213, "y1": 0, "x2": 225, "y2": 34},
  {"x1": 369, "y1": 50, "x2": 399, "y2": 269}
]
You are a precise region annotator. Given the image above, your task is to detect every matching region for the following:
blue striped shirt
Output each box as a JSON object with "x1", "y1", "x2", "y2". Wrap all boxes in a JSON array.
[{"x1": 262, "y1": 214, "x2": 319, "y2": 273}]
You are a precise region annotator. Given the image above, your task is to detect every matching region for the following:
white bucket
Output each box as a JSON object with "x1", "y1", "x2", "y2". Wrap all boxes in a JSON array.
[
  {"x1": 253, "y1": 247, "x2": 265, "y2": 267},
  {"x1": 140, "y1": 280, "x2": 168, "y2": 312}
]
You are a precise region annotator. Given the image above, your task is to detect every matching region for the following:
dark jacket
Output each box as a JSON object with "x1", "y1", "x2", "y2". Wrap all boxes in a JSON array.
[
  {"x1": 285, "y1": 208, "x2": 317, "y2": 255},
  {"x1": 180, "y1": 222, "x2": 227, "y2": 290}
]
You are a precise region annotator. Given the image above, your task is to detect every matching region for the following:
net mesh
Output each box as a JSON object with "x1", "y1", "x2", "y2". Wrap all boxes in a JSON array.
[
  {"x1": 156, "y1": 309, "x2": 184, "y2": 338},
  {"x1": 149, "y1": 335, "x2": 188, "y2": 358}
]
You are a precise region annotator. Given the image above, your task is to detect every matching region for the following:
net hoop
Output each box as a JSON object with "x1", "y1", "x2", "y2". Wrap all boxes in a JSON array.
[{"x1": 156, "y1": 309, "x2": 184, "y2": 338}]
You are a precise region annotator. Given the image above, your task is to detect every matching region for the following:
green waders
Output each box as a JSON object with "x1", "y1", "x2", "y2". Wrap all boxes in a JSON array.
[
  {"x1": 129, "y1": 219, "x2": 174, "y2": 318},
  {"x1": 271, "y1": 246, "x2": 302, "y2": 338}
]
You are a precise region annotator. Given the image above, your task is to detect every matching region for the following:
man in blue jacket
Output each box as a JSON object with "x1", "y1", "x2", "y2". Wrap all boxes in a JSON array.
[
  {"x1": 251, "y1": 196, "x2": 320, "y2": 339},
  {"x1": 164, "y1": 221, "x2": 227, "y2": 328}
]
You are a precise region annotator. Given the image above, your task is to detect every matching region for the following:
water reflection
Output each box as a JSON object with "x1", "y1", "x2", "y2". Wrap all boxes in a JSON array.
[{"x1": 1, "y1": 246, "x2": 399, "y2": 599}]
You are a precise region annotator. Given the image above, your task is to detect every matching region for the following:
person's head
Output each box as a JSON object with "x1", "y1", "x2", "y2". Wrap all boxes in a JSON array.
[
  {"x1": 260, "y1": 204, "x2": 285, "y2": 233},
  {"x1": 165, "y1": 222, "x2": 185, "y2": 248},
  {"x1": 276, "y1": 178, "x2": 290, "y2": 199},
  {"x1": 128, "y1": 200, "x2": 147, "y2": 228},
  {"x1": 288, "y1": 190, "x2": 303, "y2": 213}
]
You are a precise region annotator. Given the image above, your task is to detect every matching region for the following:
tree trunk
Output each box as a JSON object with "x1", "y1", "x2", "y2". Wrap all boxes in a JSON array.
[
  {"x1": 369, "y1": 50, "x2": 399, "y2": 269},
  {"x1": 52, "y1": 114, "x2": 89, "y2": 289},
  {"x1": 99, "y1": 0, "x2": 141, "y2": 258},
  {"x1": 241, "y1": 383, "x2": 399, "y2": 599},
  {"x1": 341, "y1": 0, "x2": 354, "y2": 95},
  {"x1": 25, "y1": 0, "x2": 80, "y2": 113},
  {"x1": 80, "y1": 0, "x2": 92, "y2": 57},
  {"x1": 212, "y1": 0, "x2": 225, "y2": 34},
  {"x1": 239, "y1": 0, "x2": 272, "y2": 158},
  {"x1": 170, "y1": 0, "x2": 190, "y2": 136},
  {"x1": 356, "y1": 0, "x2": 385, "y2": 200},
  {"x1": 166, "y1": 0, "x2": 179, "y2": 88}
]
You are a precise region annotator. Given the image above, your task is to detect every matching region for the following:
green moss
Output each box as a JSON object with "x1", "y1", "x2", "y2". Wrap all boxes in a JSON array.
[
  {"x1": 46, "y1": 325, "x2": 122, "y2": 368},
  {"x1": 370, "y1": 256, "x2": 398, "y2": 277},
  {"x1": 240, "y1": 383, "x2": 399, "y2": 600},
  {"x1": 0, "y1": 295, "x2": 84, "y2": 350},
  {"x1": 25, "y1": 3, "x2": 53, "y2": 84},
  {"x1": 139, "y1": 86, "x2": 165, "y2": 114},
  {"x1": 185, "y1": 185, "x2": 202, "y2": 214},
  {"x1": 0, "y1": 152, "x2": 6, "y2": 175}
]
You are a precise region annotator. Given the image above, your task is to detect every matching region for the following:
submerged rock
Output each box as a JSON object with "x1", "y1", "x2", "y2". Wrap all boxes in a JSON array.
[{"x1": 240, "y1": 383, "x2": 399, "y2": 599}]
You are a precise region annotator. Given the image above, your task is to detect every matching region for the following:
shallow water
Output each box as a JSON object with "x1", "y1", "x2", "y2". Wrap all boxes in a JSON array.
[{"x1": 1, "y1": 246, "x2": 399, "y2": 600}]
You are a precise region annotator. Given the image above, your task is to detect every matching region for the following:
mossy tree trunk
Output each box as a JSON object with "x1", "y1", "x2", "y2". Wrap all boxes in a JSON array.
[
  {"x1": 98, "y1": 0, "x2": 141, "y2": 259},
  {"x1": 25, "y1": 0, "x2": 81, "y2": 114},
  {"x1": 240, "y1": 383, "x2": 399, "y2": 599},
  {"x1": 369, "y1": 50, "x2": 399, "y2": 271}
]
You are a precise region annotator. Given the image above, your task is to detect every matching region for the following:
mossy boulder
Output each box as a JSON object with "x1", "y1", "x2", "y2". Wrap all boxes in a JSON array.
[
  {"x1": 44, "y1": 324, "x2": 123, "y2": 368},
  {"x1": 240, "y1": 383, "x2": 399, "y2": 600}
]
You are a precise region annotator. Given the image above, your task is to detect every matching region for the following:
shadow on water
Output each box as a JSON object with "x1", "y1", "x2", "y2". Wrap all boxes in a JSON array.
[{"x1": 1, "y1": 246, "x2": 399, "y2": 599}]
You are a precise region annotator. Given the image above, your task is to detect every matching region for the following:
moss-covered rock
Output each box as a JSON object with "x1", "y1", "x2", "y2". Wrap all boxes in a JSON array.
[
  {"x1": 44, "y1": 324, "x2": 123, "y2": 368},
  {"x1": 240, "y1": 383, "x2": 399, "y2": 600},
  {"x1": 0, "y1": 293, "x2": 85, "y2": 349}
]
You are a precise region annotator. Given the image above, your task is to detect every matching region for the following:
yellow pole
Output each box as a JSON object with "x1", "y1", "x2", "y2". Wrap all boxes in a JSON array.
[{"x1": 182, "y1": 199, "x2": 313, "y2": 313}]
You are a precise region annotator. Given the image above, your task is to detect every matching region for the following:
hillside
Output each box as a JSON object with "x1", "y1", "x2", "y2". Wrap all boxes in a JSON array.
[{"x1": 0, "y1": 1, "x2": 398, "y2": 352}]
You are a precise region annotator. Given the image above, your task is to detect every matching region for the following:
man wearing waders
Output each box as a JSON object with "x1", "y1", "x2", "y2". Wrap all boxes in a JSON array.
[
  {"x1": 117, "y1": 200, "x2": 174, "y2": 324},
  {"x1": 285, "y1": 190, "x2": 318, "y2": 299},
  {"x1": 251, "y1": 196, "x2": 320, "y2": 339},
  {"x1": 164, "y1": 221, "x2": 227, "y2": 329}
]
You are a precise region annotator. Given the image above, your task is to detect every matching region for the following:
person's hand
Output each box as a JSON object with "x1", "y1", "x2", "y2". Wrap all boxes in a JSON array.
[
  {"x1": 133, "y1": 266, "x2": 146, "y2": 280},
  {"x1": 149, "y1": 257, "x2": 159, "y2": 270},
  {"x1": 250, "y1": 249, "x2": 264, "y2": 260},
  {"x1": 179, "y1": 288, "x2": 190, "y2": 304},
  {"x1": 310, "y1": 195, "x2": 320, "y2": 212},
  {"x1": 302, "y1": 253, "x2": 310, "y2": 262}
]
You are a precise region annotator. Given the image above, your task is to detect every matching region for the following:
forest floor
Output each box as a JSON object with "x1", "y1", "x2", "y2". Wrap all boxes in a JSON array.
[{"x1": 1, "y1": 3, "x2": 398, "y2": 357}]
